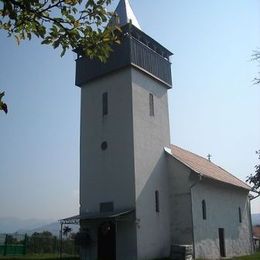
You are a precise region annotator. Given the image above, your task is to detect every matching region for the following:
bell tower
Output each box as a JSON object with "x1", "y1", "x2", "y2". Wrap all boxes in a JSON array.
[{"x1": 75, "y1": 1, "x2": 173, "y2": 259}]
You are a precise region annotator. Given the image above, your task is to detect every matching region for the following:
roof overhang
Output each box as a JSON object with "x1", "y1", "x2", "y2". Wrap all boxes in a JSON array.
[{"x1": 59, "y1": 208, "x2": 134, "y2": 224}]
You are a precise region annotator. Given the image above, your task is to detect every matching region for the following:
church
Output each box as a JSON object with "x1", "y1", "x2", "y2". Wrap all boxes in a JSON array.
[{"x1": 61, "y1": 0, "x2": 254, "y2": 259}]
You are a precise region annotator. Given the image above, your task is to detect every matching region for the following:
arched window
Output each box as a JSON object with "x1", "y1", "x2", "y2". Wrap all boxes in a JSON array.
[
  {"x1": 202, "y1": 200, "x2": 206, "y2": 220},
  {"x1": 238, "y1": 207, "x2": 242, "y2": 223}
]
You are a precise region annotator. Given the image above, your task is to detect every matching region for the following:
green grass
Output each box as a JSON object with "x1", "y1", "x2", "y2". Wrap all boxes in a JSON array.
[
  {"x1": 230, "y1": 250, "x2": 260, "y2": 260},
  {"x1": 0, "y1": 251, "x2": 259, "y2": 260},
  {"x1": 0, "y1": 254, "x2": 79, "y2": 260},
  {"x1": 153, "y1": 250, "x2": 260, "y2": 260},
  {"x1": 195, "y1": 250, "x2": 260, "y2": 260}
]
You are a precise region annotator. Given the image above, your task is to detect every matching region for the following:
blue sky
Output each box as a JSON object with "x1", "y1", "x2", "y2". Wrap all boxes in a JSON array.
[{"x1": 0, "y1": 0, "x2": 259, "y2": 220}]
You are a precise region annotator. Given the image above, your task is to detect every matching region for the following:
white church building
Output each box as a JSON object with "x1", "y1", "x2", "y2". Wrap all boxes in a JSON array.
[{"x1": 61, "y1": 1, "x2": 254, "y2": 259}]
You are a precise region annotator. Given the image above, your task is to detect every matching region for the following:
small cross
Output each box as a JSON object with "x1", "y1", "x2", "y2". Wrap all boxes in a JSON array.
[{"x1": 207, "y1": 154, "x2": 212, "y2": 162}]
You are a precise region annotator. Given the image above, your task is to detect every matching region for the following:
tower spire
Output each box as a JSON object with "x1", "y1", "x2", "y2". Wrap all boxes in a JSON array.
[{"x1": 111, "y1": 0, "x2": 141, "y2": 29}]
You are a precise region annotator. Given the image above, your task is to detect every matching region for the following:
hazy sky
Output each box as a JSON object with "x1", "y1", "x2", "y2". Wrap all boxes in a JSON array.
[{"x1": 0, "y1": 0, "x2": 260, "y2": 220}]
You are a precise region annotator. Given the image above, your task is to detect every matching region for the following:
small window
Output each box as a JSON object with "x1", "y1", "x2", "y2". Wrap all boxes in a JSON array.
[
  {"x1": 149, "y1": 93, "x2": 154, "y2": 116},
  {"x1": 238, "y1": 207, "x2": 242, "y2": 223},
  {"x1": 102, "y1": 92, "x2": 108, "y2": 116},
  {"x1": 202, "y1": 200, "x2": 206, "y2": 220},
  {"x1": 100, "y1": 202, "x2": 114, "y2": 213},
  {"x1": 155, "y1": 190, "x2": 159, "y2": 212}
]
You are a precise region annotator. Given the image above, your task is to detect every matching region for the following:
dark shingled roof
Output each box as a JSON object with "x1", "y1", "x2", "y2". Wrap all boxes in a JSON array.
[{"x1": 166, "y1": 145, "x2": 250, "y2": 190}]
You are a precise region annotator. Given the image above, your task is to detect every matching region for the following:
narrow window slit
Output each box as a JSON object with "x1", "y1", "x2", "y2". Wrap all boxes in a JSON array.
[
  {"x1": 149, "y1": 93, "x2": 154, "y2": 116},
  {"x1": 155, "y1": 190, "x2": 159, "y2": 212},
  {"x1": 202, "y1": 200, "x2": 206, "y2": 220},
  {"x1": 238, "y1": 207, "x2": 242, "y2": 223},
  {"x1": 102, "y1": 92, "x2": 108, "y2": 116}
]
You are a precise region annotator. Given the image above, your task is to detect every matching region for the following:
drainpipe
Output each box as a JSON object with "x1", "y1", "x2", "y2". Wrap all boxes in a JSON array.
[{"x1": 190, "y1": 172, "x2": 202, "y2": 259}]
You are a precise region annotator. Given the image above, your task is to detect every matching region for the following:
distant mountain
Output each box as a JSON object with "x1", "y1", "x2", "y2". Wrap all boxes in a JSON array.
[
  {"x1": 18, "y1": 222, "x2": 79, "y2": 237},
  {"x1": 0, "y1": 217, "x2": 53, "y2": 234},
  {"x1": 252, "y1": 213, "x2": 260, "y2": 225},
  {"x1": 0, "y1": 217, "x2": 79, "y2": 236}
]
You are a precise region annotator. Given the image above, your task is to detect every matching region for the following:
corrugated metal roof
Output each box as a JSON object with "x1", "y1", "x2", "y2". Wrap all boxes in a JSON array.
[
  {"x1": 165, "y1": 145, "x2": 250, "y2": 190},
  {"x1": 110, "y1": 0, "x2": 141, "y2": 29}
]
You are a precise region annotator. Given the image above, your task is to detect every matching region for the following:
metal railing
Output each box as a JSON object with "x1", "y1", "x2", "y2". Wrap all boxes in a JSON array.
[{"x1": 130, "y1": 37, "x2": 172, "y2": 86}]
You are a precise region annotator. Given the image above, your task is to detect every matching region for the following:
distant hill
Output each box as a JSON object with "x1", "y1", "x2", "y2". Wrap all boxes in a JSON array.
[
  {"x1": 252, "y1": 213, "x2": 260, "y2": 225},
  {"x1": 18, "y1": 222, "x2": 79, "y2": 237},
  {"x1": 0, "y1": 217, "x2": 79, "y2": 236},
  {"x1": 0, "y1": 217, "x2": 53, "y2": 234}
]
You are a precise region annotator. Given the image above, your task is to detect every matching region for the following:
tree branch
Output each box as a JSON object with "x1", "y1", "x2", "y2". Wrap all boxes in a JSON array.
[{"x1": 39, "y1": 0, "x2": 64, "y2": 14}]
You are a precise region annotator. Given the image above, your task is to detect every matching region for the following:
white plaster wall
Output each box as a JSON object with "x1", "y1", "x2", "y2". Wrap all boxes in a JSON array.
[
  {"x1": 191, "y1": 179, "x2": 252, "y2": 259},
  {"x1": 80, "y1": 68, "x2": 135, "y2": 213},
  {"x1": 117, "y1": 220, "x2": 137, "y2": 260},
  {"x1": 80, "y1": 68, "x2": 137, "y2": 259},
  {"x1": 80, "y1": 66, "x2": 173, "y2": 259},
  {"x1": 167, "y1": 156, "x2": 194, "y2": 245},
  {"x1": 131, "y1": 68, "x2": 171, "y2": 259}
]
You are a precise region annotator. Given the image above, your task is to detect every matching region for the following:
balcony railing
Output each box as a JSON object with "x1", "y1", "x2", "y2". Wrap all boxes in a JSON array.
[{"x1": 130, "y1": 37, "x2": 172, "y2": 86}]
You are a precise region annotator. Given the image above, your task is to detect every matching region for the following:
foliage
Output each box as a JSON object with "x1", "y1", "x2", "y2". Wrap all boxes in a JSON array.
[
  {"x1": 247, "y1": 150, "x2": 260, "y2": 199},
  {"x1": 25, "y1": 231, "x2": 78, "y2": 256},
  {"x1": 0, "y1": 0, "x2": 122, "y2": 114},
  {"x1": 0, "y1": 92, "x2": 8, "y2": 114},
  {"x1": 252, "y1": 50, "x2": 260, "y2": 85},
  {"x1": 62, "y1": 226, "x2": 72, "y2": 238},
  {"x1": 5, "y1": 235, "x2": 18, "y2": 245},
  {"x1": 0, "y1": 0, "x2": 121, "y2": 60},
  {"x1": 27, "y1": 232, "x2": 57, "y2": 254},
  {"x1": 246, "y1": 50, "x2": 260, "y2": 199}
]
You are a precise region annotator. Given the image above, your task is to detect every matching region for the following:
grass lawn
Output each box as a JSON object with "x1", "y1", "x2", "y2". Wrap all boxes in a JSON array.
[
  {"x1": 0, "y1": 254, "x2": 79, "y2": 260},
  {"x1": 230, "y1": 250, "x2": 260, "y2": 260},
  {"x1": 154, "y1": 250, "x2": 260, "y2": 259},
  {"x1": 0, "y1": 251, "x2": 259, "y2": 260}
]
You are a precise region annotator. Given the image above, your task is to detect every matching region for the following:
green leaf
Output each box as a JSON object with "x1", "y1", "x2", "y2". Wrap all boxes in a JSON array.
[
  {"x1": 1, "y1": 102, "x2": 8, "y2": 114},
  {"x1": 60, "y1": 48, "x2": 66, "y2": 57},
  {"x1": 0, "y1": 91, "x2": 5, "y2": 100},
  {"x1": 53, "y1": 39, "x2": 60, "y2": 49},
  {"x1": 15, "y1": 35, "x2": 20, "y2": 45},
  {"x1": 0, "y1": 0, "x2": 121, "y2": 62},
  {"x1": 41, "y1": 38, "x2": 52, "y2": 45},
  {"x1": 0, "y1": 92, "x2": 8, "y2": 114}
]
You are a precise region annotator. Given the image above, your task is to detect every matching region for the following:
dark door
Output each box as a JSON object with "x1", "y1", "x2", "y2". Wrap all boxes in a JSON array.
[
  {"x1": 218, "y1": 228, "x2": 226, "y2": 257},
  {"x1": 98, "y1": 221, "x2": 116, "y2": 260}
]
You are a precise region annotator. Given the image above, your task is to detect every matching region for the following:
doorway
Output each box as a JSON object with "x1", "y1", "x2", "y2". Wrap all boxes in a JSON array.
[
  {"x1": 218, "y1": 228, "x2": 226, "y2": 257},
  {"x1": 98, "y1": 221, "x2": 116, "y2": 260}
]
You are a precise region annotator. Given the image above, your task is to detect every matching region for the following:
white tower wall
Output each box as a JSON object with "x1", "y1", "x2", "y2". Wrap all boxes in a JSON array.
[
  {"x1": 132, "y1": 68, "x2": 171, "y2": 259},
  {"x1": 80, "y1": 68, "x2": 136, "y2": 214}
]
